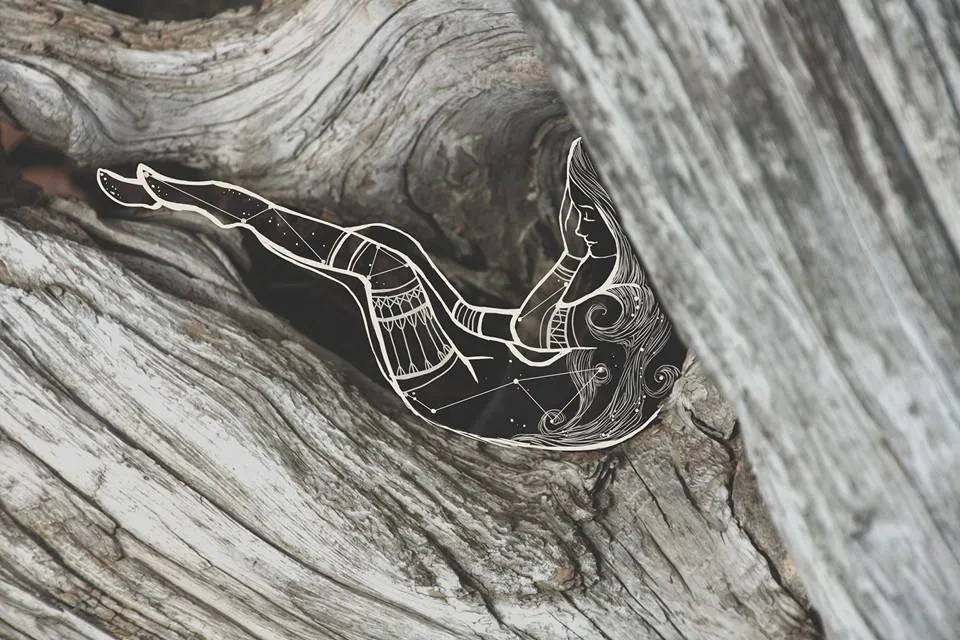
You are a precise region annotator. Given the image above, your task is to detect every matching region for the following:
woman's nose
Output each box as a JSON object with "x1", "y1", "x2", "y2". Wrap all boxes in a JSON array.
[{"x1": 575, "y1": 210, "x2": 588, "y2": 238}]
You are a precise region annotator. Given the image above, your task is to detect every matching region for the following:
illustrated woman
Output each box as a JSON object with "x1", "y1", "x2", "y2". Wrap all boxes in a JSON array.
[{"x1": 98, "y1": 139, "x2": 684, "y2": 449}]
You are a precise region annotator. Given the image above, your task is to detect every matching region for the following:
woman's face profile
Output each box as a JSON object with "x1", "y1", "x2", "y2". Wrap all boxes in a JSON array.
[{"x1": 569, "y1": 183, "x2": 616, "y2": 257}]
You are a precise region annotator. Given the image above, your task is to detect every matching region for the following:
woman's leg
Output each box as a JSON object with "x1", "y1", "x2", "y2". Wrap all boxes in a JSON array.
[
  {"x1": 98, "y1": 165, "x2": 349, "y2": 270},
  {"x1": 98, "y1": 164, "x2": 470, "y2": 375}
]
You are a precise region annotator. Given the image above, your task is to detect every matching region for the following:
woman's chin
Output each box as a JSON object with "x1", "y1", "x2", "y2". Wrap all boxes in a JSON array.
[{"x1": 587, "y1": 245, "x2": 617, "y2": 259}]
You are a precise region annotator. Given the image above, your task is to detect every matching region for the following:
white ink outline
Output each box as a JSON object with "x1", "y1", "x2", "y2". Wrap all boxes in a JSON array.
[{"x1": 97, "y1": 139, "x2": 680, "y2": 451}]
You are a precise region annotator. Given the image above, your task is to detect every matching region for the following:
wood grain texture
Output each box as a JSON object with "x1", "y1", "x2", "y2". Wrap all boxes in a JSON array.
[
  {"x1": 516, "y1": 1, "x2": 960, "y2": 638},
  {"x1": 0, "y1": 199, "x2": 816, "y2": 638},
  {"x1": 0, "y1": 1, "x2": 818, "y2": 637},
  {"x1": 0, "y1": 0, "x2": 573, "y2": 303}
]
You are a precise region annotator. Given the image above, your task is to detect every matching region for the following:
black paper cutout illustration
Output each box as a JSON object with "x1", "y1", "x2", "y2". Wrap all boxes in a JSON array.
[{"x1": 97, "y1": 139, "x2": 684, "y2": 450}]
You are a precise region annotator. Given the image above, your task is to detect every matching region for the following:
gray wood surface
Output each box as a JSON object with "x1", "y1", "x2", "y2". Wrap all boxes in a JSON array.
[
  {"x1": 0, "y1": 0, "x2": 818, "y2": 638},
  {"x1": 0, "y1": 199, "x2": 815, "y2": 638},
  {"x1": 517, "y1": 1, "x2": 960, "y2": 638},
  {"x1": 0, "y1": 0, "x2": 572, "y2": 305}
]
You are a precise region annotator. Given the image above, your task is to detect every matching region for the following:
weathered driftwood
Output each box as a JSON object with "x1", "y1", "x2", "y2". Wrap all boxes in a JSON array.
[
  {"x1": 517, "y1": 1, "x2": 960, "y2": 638},
  {"x1": 0, "y1": 0, "x2": 576, "y2": 305},
  {"x1": 0, "y1": 0, "x2": 819, "y2": 638},
  {"x1": 0, "y1": 197, "x2": 815, "y2": 638}
]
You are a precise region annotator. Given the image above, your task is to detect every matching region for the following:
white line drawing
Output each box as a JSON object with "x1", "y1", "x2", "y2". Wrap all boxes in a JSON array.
[{"x1": 97, "y1": 138, "x2": 683, "y2": 450}]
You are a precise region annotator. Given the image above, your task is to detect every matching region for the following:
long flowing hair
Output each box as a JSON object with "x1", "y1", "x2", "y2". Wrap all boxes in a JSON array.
[{"x1": 515, "y1": 139, "x2": 680, "y2": 448}]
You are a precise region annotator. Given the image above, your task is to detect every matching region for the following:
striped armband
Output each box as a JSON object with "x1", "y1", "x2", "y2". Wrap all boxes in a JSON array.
[
  {"x1": 555, "y1": 262, "x2": 576, "y2": 281},
  {"x1": 453, "y1": 300, "x2": 482, "y2": 333},
  {"x1": 546, "y1": 306, "x2": 576, "y2": 349},
  {"x1": 554, "y1": 253, "x2": 582, "y2": 282},
  {"x1": 327, "y1": 231, "x2": 368, "y2": 269}
]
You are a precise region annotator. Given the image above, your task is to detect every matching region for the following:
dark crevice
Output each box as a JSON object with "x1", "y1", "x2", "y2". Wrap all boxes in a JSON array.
[
  {"x1": 688, "y1": 411, "x2": 733, "y2": 444},
  {"x1": 0, "y1": 423, "x2": 119, "y2": 539},
  {"x1": 559, "y1": 593, "x2": 617, "y2": 640},
  {"x1": 590, "y1": 519, "x2": 667, "y2": 631},
  {"x1": 0, "y1": 124, "x2": 54, "y2": 209},
  {"x1": 624, "y1": 454, "x2": 672, "y2": 529},
  {"x1": 670, "y1": 461, "x2": 705, "y2": 522},
  {"x1": 648, "y1": 587, "x2": 691, "y2": 640},
  {"x1": 419, "y1": 528, "x2": 510, "y2": 633},
  {"x1": 586, "y1": 450, "x2": 620, "y2": 512},
  {"x1": 0, "y1": 500, "x2": 163, "y2": 640},
  {"x1": 640, "y1": 524, "x2": 694, "y2": 596},
  {"x1": 164, "y1": 527, "x2": 326, "y2": 640},
  {"x1": 722, "y1": 428, "x2": 825, "y2": 637},
  {"x1": 0, "y1": 616, "x2": 41, "y2": 640},
  {"x1": 549, "y1": 490, "x2": 606, "y2": 587},
  {"x1": 570, "y1": 519, "x2": 606, "y2": 585},
  {"x1": 375, "y1": 490, "x2": 522, "y2": 640}
]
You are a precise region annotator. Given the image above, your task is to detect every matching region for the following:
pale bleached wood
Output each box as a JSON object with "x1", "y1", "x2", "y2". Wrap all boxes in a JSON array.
[
  {"x1": 0, "y1": 199, "x2": 817, "y2": 639},
  {"x1": 0, "y1": 0, "x2": 573, "y2": 303},
  {"x1": 0, "y1": 0, "x2": 818, "y2": 637},
  {"x1": 516, "y1": 1, "x2": 960, "y2": 638}
]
